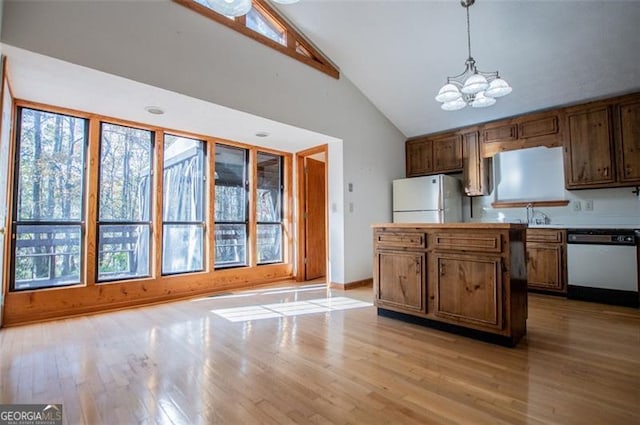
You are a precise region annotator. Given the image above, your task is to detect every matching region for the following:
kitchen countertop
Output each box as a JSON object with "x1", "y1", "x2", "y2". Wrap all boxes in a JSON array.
[
  {"x1": 373, "y1": 222, "x2": 527, "y2": 229},
  {"x1": 524, "y1": 223, "x2": 639, "y2": 230}
]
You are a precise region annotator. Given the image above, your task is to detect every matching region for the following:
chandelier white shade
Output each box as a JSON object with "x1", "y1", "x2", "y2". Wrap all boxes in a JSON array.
[
  {"x1": 435, "y1": 0, "x2": 511, "y2": 111},
  {"x1": 201, "y1": 0, "x2": 252, "y2": 17},
  {"x1": 201, "y1": 0, "x2": 299, "y2": 18}
]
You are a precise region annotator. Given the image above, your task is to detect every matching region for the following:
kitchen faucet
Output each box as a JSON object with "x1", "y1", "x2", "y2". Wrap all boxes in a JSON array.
[
  {"x1": 526, "y1": 203, "x2": 533, "y2": 224},
  {"x1": 526, "y1": 203, "x2": 551, "y2": 225}
]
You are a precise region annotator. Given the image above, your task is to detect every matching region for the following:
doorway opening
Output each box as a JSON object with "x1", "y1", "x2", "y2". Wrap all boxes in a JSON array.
[{"x1": 296, "y1": 145, "x2": 327, "y2": 282}]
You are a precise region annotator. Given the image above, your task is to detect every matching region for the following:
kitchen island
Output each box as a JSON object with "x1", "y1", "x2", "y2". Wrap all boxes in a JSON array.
[{"x1": 373, "y1": 223, "x2": 528, "y2": 346}]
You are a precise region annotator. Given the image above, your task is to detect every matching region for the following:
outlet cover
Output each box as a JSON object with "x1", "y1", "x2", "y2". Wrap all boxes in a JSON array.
[
  {"x1": 573, "y1": 200, "x2": 582, "y2": 212},
  {"x1": 585, "y1": 200, "x2": 594, "y2": 211}
]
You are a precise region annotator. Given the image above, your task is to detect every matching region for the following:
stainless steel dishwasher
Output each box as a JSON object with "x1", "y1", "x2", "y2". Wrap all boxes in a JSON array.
[{"x1": 567, "y1": 228, "x2": 639, "y2": 307}]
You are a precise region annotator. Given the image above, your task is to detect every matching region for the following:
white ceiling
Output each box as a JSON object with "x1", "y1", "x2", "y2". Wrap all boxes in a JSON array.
[
  {"x1": 275, "y1": 0, "x2": 640, "y2": 137},
  {"x1": 4, "y1": 1, "x2": 640, "y2": 144},
  {"x1": 2, "y1": 45, "x2": 339, "y2": 153}
]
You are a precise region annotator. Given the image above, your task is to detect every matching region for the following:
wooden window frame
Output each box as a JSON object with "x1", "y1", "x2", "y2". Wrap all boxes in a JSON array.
[
  {"x1": 174, "y1": 0, "x2": 339, "y2": 79},
  {"x1": 255, "y1": 151, "x2": 284, "y2": 265},
  {"x1": 2, "y1": 98, "x2": 294, "y2": 325}
]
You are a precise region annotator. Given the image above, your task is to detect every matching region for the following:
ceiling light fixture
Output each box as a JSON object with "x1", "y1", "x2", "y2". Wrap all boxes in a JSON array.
[
  {"x1": 201, "y1": 0, "x2": 298, "y2": 18},
  {"x1": 435, "y1": 0, "x2": 512, "y2": 111},
  {"x1": 145, "y1": 106, "x2": 165, "y2": 115}
]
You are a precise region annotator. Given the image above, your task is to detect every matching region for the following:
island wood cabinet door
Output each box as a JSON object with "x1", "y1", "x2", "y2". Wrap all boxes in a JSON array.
[
  {"x1": 564, "y1": 105, "x2": 616, "y2": 188},
  {"x1": 616, "y1": 97, "x2": 640, "y2": 183},
  {"x1": 375, "y1": 250, "x2": 426, "y2": 313},
  {"x1": 433, "y1": 253, "x2": 503, "y2": 331},
  {"x1": 406, "y1": 138, "x2": 433, "y2": 177}
]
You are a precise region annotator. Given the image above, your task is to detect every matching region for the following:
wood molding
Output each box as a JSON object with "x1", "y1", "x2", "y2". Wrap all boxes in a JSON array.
[
  {"x1": 3, "y1": 264, "x2": 294, "y2": 326},
  {"x1": 172, "y1": 0, "x2": 339, "y2": 79},
  {"x1": 2, "y1": 99, "x2": 296, "y2": 326},
  {"x1": 491, "y1": 200, "x2": 570, "y2": 209},
  {"x1": 330, "y1": 278, "x2": 372, "y2": 290},
  {"x1": 295, "y1": 144, "x2": 328, "y2": 282}
]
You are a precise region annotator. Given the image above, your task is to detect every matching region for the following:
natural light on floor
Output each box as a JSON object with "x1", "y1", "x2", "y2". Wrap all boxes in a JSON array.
[{"x1": 211, "y1": 297, "x2": 372, "y2": 322}]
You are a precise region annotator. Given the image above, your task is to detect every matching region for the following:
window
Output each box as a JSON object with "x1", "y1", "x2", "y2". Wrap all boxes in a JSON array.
[
  {"x1": 162, "y1": 134, "x2": 206, "y2": 275},
  {"x1": 175, "y1": 0, "x2": 339, "y2": 78},
  {"x1": 11, "y1": 108, "x2": 87, "y2": 291},
  {"x1": 97, "y1": 123, "x2": 153, "y2": 282},
  {"x1": 256, "y1": 152, "x2": 283, "y2": 264},
  {"x1": 214, "y1": 144, "x2": 248, "y2": 267},
  {"x1": 246, "y1": 4, "x2": 286, "y2": 45}
]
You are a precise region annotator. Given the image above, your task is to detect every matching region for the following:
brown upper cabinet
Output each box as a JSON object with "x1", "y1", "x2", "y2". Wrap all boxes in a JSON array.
[
  {"x1": 406, "y1": 138, "x2": 433, "y2": 177},
  {"x1": 564, "y1": 92, "x2": 640, "y2": 189},
  {"x1": 481, "y1": 110, "x2": 564, "y2": 158},
  {"x1": 406, "y1": 133, "x2": 462, "y2": 177},
  {"x1": 432, "y1": 133, "x2": 463, "y2": 173},
  {"x1": 461, "y1": 128, "x2": 492, "y2": 196},
  {"x1": 406, "y1": 91, "x2": 639, "y2": 190},
  {"x1": 615, "y1": 95, "x2": 640, "y2": 183}
]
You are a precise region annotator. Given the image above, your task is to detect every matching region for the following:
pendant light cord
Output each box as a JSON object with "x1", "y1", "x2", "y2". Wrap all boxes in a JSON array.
[{"x1": 466, "y1": 5, "x2": 472, "y2": 59}]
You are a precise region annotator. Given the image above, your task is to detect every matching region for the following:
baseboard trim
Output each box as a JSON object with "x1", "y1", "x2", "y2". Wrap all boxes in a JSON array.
[{"x1": 330, "y1": 278, "x2": 373, "y2": 290}]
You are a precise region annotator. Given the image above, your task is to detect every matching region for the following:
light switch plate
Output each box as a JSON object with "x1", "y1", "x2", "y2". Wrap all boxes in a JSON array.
[
  {"x1": 573, "y1": 200, "x2": 582, "y2": 212},
  {"x1": 585, "y1": 200, "x2": 594, "y2": 211}
]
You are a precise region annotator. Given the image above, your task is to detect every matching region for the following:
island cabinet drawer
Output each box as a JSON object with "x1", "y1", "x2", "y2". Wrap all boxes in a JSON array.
[
  {"x1": 375, "y1": 230, "x2": 426, "y2": 249},
  {"x1": 432, "y1": 232, "x2": 503, "y2": 254},
  {"x1": 526, "y1": 229, "x2": 564, "y2": 243}
]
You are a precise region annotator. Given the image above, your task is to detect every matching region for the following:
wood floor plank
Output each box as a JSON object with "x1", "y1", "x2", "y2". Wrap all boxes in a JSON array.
[{"x1": 0, "y1": 286, "x2": 638, "y2": 425}]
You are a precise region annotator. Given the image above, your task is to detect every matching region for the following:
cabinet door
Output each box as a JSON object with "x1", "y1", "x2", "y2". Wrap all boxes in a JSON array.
[
  {"x1": 617, "y1": 98, "x2": 640, "y2": 183},
  {"x1": 432, "y1": 134, "x2": 463, "y2": 173},
  {"x1": 375, "y1": 250, "x2": 426, "y2": 313},
  {"x1": 527, "y1": 243, "x2": 565, "y2": 292},
  {"x1": 518, "y1": 114, "x2": 561, "y2": 140},
  {"x1": 462, "y1": 130, "x2": 491, "y2": 196},
  {"x1": 483, "y1": 122, "x2": 518, "y2": 144},
  {"x1": 406, "y1": 139, "x2": 433, "y2": 177},
  {"x1": 565, "y1": 106, "x2": 616, "y2": 188},
  {"x1": 433, "y1": 254, "x2": 502, "y2": 330}
]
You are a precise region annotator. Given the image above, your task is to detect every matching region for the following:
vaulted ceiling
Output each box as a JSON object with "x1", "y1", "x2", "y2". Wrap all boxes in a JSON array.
[{"x1": 275, "y1": 0, "x2": 640, "y2": 137}]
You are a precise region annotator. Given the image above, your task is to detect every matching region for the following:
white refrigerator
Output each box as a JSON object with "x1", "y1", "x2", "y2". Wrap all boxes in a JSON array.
[{"x1": 392, "y1": 175, "x2": 462, "y2": 223}]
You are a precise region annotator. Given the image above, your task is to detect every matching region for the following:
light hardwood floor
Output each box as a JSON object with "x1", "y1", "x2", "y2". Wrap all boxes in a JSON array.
[{"x1": 1, "y1": 283, "x2": 638, "y2": 425}]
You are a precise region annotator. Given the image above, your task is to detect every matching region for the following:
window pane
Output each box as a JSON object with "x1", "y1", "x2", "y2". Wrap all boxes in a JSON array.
[
  {"x1": 162, "y1": 224, "x2": 204, "y2": 274},
  {"x1": 97, "y1": 224, "x2": 150, "y2": 280},
  {"x1": 163, "y1": 135, "x2": 204, "y2": 222},
  {"x1": 16, "y1": 108, "x2": 86, "y2": 221},
  {"x1": 13, "y1": 225, "x2": 81, "y2": 290},
  {"x1": 215, "y1": 224, "x2": 247, "y2": 267},
  {"x1": 99, "y1": 123, "x2": 152, "y2": 221},
  {"x1": 246, "y1": 6, "x2": 285, "y2": 45},
  {"x1": 215, "y1": 144, "x2": 247, "y2": 222},
  {"x1": 257, "y1": 224, "x2": 282, "y2": 264},
  {"x1": 257, "y1": 153, "x2": 282, "y2": 222}
]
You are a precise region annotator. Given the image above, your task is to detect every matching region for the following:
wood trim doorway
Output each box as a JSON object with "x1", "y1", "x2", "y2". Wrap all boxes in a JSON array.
[{"x1": 296, "y1": 145, "x2": 328, "y2": 282}]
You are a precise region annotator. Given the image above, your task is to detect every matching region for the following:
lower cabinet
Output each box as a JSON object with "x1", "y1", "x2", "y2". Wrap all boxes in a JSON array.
[
  {"x1": 433, "y1": 253, "x2": 503, "y2": 331},
  {"x1": 526, "y1": 229, "x2": 566, "y2": 294},
  {"x1": 375, "y1": 250, "x2": 426, "y2": 313}
]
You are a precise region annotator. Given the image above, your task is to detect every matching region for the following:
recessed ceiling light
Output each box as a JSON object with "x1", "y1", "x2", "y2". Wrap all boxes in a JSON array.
[
  {"x1": 145, "y1": 106, "x2": 164, "y2": 115},
  {"x1": 255, "y1": 131, "x2": 269, "y2": 138}
]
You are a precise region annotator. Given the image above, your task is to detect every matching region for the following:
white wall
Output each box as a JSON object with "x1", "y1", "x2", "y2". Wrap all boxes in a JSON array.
[{"x1": 0, "y1": 0, "x2": 406, "y2": 284}]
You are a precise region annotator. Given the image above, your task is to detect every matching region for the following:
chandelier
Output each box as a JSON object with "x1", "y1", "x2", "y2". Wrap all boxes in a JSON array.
[
  {"x1": 203, "y1": 0, "x2": 299, "y2": 18},
  {"x1": 435, "y1": 0, "x2": 512, "y2": 111}
]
